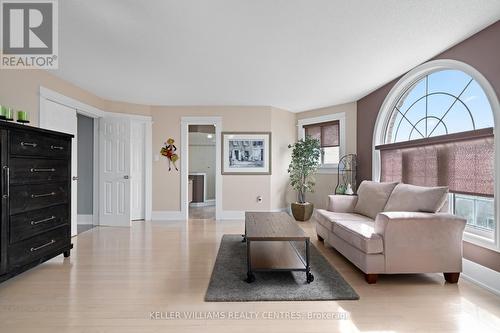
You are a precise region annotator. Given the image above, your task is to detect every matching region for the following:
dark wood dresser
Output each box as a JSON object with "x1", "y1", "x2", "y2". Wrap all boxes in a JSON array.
[{"x1": 0, "y1": 121, "x2": 73, "y2": 282}]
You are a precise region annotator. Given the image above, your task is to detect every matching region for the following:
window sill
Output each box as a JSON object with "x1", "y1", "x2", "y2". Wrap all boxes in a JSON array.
[{"x1": 463, "y1": 231, "x2": 500, "y2": 253}]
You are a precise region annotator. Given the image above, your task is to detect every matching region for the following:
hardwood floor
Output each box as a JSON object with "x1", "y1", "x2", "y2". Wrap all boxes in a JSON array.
[
  {"x1": 1, "y1": 217, "x2": 499, "y2": 333},
  {"x1": 189, "y1": 205, "x2": 215, "y2": 219}
]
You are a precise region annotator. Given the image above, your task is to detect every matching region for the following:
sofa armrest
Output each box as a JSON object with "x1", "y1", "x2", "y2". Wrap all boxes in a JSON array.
[
  {"x1": 374, "y1": 212, "x2": 466, "y2": 273},
  {"x1": 327, "y1": 195, "x2": 358, "y2": 213}
]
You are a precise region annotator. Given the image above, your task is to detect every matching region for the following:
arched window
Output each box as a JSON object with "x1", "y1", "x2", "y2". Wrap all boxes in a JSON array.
[
  {"x1": 386, "y1": 69, "x2": 494, "y2": 143},
  {"x1": 373, "y1": 60, "x2": 500, "y2": 249}
]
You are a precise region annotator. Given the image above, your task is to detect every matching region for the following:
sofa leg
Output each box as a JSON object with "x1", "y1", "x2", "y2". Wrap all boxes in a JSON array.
[
  {"x1": 365, "y1": 273, "x2": 378, "y2": 284},
  {"x1": 317, "y1": 234, "x2": 324, "y2": 242},
  {"x1": 444, "y1": 272, "x2": 460, "y2": 284}
]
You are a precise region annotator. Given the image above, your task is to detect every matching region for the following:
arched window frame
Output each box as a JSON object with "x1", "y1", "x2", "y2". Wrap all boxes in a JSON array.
[{"x1": 372, "y1": 59, "x2": 500, "y2": 251}]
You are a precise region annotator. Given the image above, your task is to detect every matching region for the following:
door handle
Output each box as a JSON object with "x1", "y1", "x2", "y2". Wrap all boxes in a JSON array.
[
  {"x1": 123, "y1": 175, "x2": 130, "y2": 179},
  {"x1": 72, "y1": 176, "x2": 79, "y2": 181}
]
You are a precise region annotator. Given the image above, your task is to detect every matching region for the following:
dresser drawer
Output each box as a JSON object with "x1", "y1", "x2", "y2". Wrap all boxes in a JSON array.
[
  {"x1": 10, "y1": 131, "x2": 70, "y2": 159},
  {"x1": 10, "y1": 183, "x2": 68, "y2": 214},
  {"x1": 10, "y1": 205, "x2": 69, "y2": 243},
  {"x1": 8, "y1": 226, "x2": 69, "y2": 268},
  {"x1": 9, "y1": 158, "x2": 69, "y2": 184}
]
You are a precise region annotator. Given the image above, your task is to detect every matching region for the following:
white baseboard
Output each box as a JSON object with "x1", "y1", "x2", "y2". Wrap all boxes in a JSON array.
[
  {"x1": 153, "y1": 208, "x2": 290, "y2": 221},
  {"x1": 218, "y1": 208, "x2": 289, "y2": 220},
  {"x1": 151, "y1": 211, "x2": 185, "y2": 220},
  {"x1": 462, "y1": 258, "x2": 500, "y2": 296},
  {"x1": 77, "y1": 214, "x2": 93, "y2": 224}
]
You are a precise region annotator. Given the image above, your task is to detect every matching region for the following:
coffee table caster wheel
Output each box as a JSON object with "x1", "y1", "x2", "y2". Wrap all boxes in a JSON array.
[
  {"x1": 246, "y1": 272, "x2": 255, "y2": 283},
  {"x1": 306, "y1": 273, "x2": 314, "y2": 284}
]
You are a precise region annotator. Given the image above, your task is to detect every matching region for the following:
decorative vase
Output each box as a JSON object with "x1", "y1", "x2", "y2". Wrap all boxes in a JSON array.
[
  {"x1": 336, "y1": 184, "x2": 346, "y2": 194},
  {"x1": 291, "y1": 202, "x2": 314, "y2": 221},
  {"x1": 345, "y1": 183, "x2": 354, "y2": 195}
]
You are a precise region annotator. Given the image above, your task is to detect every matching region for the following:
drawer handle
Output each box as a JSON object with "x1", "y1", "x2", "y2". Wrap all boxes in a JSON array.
[
  {"x1": 50, "y1": 145, "x2": 64, "y2": 150},
  {"x1": 21, "y1": 142, "x2": 38, "y2": 147},
  {"x1": 2, "y1": 166, "x2": 9, "y2": 199},
  {"x1": 31, "y1": 216, "x2": 56, "y2": 225},
  {"x1": 31, "y1": 192, "x2": 56, "y2": 198},
  {"x1": 30, "y1": 168, "x2": 56, "y2": 172},
  {"x1": 30, "y1": 239, "x2": 55, "y2": 252}
]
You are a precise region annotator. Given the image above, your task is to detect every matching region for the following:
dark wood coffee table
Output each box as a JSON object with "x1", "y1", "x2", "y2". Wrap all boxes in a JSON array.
[{"x1": 243, "y1": 212, "x2": 314, "y2": 283}]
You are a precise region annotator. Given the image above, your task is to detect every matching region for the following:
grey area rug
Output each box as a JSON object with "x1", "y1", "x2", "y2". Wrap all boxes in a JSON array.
[{"x1": 205, "y1": 234, "x2": 359, "y2": 301}]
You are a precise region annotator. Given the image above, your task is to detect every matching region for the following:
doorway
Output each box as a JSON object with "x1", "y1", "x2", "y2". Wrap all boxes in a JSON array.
[
  {"x1": 77, "y1": 114, "x2": 95, "y2": 234},
  {"x1": 39, "y1": 87, "x2": 153, "y2": 232},
  {"x1": 180, "y1": 117, "x2": 222, "y2": 220},
  {"x1": 188, "y1": 125, "x2": 216, "y2": 220}
]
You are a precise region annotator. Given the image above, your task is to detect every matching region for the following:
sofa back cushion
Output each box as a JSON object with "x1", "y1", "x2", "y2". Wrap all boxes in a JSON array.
[
  {"x1": 353, "y1": 181, "x2": 398, "y2": 219},
  {"x1": 383, "y1": 183, "x2": 448, "y2": 213}
]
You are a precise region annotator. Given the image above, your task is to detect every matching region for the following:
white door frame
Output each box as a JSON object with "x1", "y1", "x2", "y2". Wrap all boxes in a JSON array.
[
  {"x1": 130, "y1": 118, "x2": 149, "y2": 220},
  {"x1": 39, "y1": 87, "x2": 153, "y2": 226},
  {"x1": 180, "y1": 116, "x2": 222, "y2": 220}
]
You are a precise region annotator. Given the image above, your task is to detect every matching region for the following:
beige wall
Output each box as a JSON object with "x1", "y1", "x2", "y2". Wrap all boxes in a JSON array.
[
  {"x1": 0, "y1": 70, "x2": 106, "y2": 126},
  {"x1": 270, "y1": 107, "x2": 297, "y2": 209},
  {"x1": 0, "y1": 69, "x2": 349, "y2": 214},
  {"x1": 0, "y1": 70, "x2": 152, "y2": 126},
  {"x1": 295, "y1": 102, "x2": 357, "y2": 209},
  {"x1": 103, "y1": 99, "x2": 152, "y2": 116},
  {"x1": 151, "y1": 106, "x2": 294, "y2": 212}
]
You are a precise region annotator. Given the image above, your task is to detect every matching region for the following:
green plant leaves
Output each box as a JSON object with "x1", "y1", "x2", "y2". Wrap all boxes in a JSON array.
[{"x1": 288, "y1": 136, "x2": 321, "y2": 203}]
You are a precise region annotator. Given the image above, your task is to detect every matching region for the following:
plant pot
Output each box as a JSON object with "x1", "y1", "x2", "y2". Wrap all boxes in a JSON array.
[{"x1": 291, "y1": 202, "x2": 314, "y2": 221}]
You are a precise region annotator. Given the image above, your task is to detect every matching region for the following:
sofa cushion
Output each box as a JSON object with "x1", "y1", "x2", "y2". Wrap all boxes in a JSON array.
[
  {"x1": 333, "y1": 219, "x2": 384, "y2": 254},
  {"x1": 315, "y1": 209, "x2": 372, "y2": 232},
  {"x1": 353, "y1": 181, "x2": 398, "y2": 219},
  {"x1": 384, "y1": 183, "x2": 448, "y2": 213}
]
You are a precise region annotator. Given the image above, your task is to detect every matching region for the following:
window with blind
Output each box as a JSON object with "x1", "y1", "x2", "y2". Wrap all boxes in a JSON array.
[
  {"x1": 376, "y1": 69, "x2": 496, "y2": 241},
  {"x1": 304, "y1": 120, "x2": 340, "y2": 165}
]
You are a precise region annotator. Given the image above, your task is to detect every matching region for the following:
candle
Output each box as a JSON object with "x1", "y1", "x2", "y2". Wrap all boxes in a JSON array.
[
  {"x1": 17, "y1": 110, "x2": 28, "y2": 122},
  {"x1": 0, "y1": 106, "x2": 6, "y2": 118},
  {"x1": 5, "y1": 107, "x2": 13, "y2": 120}
]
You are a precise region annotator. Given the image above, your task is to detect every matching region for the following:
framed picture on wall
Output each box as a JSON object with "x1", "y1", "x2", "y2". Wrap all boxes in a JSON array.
[{"x1": 221, "y1": 132, "x2": 272, "y2": 175}]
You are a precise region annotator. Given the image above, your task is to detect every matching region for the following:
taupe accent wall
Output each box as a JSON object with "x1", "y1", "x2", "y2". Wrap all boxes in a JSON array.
[{"x1": 356, "y1": 21, "x2": 500, "y2": 272}]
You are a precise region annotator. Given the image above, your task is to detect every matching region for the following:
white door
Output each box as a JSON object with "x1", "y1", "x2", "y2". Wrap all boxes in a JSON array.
[
  {"x1": 130, "y1": 120, "x2": 145, "y2": 220},
  {"x1": 99, "y1": 117, "x2": 131, "y2": 227},
  {"x1": 40, "y1": 99, "x2": 78, "y2": 236}
]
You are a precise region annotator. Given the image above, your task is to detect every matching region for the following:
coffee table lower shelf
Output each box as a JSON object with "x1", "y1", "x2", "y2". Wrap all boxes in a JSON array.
[{"x1": 244, "y1": 238, "x2": 314, "y2": 283}]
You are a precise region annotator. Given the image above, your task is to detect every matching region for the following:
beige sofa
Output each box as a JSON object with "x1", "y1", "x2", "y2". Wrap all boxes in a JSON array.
[{"x1": 315, "y1": 181, "x2": 466, "y2": 284}]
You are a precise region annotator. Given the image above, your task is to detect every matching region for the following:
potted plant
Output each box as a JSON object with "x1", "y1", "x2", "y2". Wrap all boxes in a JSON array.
[{"x1": 288, "y1": 136, "x2": 321, "y2": 221}]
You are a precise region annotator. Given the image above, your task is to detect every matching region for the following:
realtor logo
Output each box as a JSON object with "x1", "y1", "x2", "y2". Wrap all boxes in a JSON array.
[{"x1": 1, "y1": 0, "x2": 58, "y2": 69}]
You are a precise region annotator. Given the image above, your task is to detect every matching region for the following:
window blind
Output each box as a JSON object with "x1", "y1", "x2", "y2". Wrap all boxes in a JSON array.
[
  {"x1": 376, "y1": 128, "x2": 494, "y2": 197},
  {"x1": 304, "y1": 120, "x2": 339, "y2": 147}
]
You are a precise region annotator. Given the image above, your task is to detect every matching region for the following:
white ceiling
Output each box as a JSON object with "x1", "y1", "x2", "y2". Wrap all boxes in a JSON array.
[{"x1": 53, "y1": 0, "x2": 500, "y2": 112}]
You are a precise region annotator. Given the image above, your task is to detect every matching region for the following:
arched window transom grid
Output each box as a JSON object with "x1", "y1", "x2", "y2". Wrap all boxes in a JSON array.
[{"x1": 385, "y1": 69, "x2": 494, "y2": 144}]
